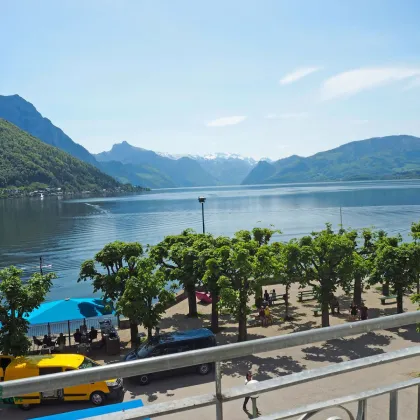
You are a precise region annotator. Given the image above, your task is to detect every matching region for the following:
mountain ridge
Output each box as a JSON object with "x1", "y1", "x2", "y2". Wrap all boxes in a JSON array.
[
  {"x1": 0, "y1": 119, "x2": 141, "y2": 195},
  {"x1": 0, "y1": 94, "x2": 97, "y2": 165},
  {"x1": 243, "y1": 135, "x2": 420, "y2": 184},
  {"x1": 95, "y1": 141, "x2": 218, "y2": 187}
]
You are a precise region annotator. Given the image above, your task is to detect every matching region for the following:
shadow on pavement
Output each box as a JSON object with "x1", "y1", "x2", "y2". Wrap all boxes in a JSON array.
[
  {"x1": 124, "y1": 370, "x2": 215, "y2": 402},
  {"x1": 222, "y1": 354, "x2": 305, "y2": 381},
  {"x1": 387, "y1": 323, "x2": 420, "y2": 343},
  {"x1": 301, "y1": 331, "x2": 394, "y2": 363}
]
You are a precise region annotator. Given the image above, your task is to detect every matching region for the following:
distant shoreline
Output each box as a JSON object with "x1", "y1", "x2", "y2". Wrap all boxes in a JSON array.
[{"x1": 0, "y1": 188, "x2": 151, "y2": 200}]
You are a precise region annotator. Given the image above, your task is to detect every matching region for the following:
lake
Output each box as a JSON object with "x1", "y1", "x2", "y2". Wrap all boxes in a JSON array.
[{"x1": 2, "y1": 180, "x2": 420, "y2": 301}]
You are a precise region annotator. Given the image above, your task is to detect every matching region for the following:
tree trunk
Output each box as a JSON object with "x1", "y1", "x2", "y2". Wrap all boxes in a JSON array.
[
  {"x1": 284, "y1": 284, "x2": 291, "y2": 320},
  {"x1": 353, "y1": 276, "x2": 363, "y2": 306},
  {"x1": 396, "y1": 288, "x2": 404, "y2": 314},
  {"x1": 186, "y1": 284, "x2": 198, "y2": 317},
  {"x1": 130, "y1": 321, "x2": 139, "y2": 347},
  {"x1": 417, "y1": 273, "x2": 419, "y2": 295},
  {"x1": 238, "y1": 313, "x2": 247, "y2": 342},
  {"x1": 382, "y1": 281, "x2": 390, "y2": 296},
  {"x1": 255, "y1": 287, "x2": 262, "y2": 306},
  {"x1": 321, "y1": 299, "x2": 330, "y2": 328},
  {"x1": 238, "y1": 288, "x2": 248, "y2": 342},
  {"x1": 211, "y1": 295, "x2": 219, "y2": 333},
  {"x1": 147, "y1": 326, "x2": 153, "y2": 340}
]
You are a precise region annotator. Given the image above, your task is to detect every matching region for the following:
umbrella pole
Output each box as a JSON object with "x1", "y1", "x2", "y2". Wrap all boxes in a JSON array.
[{"x1": 68, "y1": 320, "x2": 71, "y2": 347}]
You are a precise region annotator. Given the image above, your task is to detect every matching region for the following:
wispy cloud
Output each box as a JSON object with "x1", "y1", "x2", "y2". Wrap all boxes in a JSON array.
[
  {"x1": 321, "y1": 67, "x2": 420, "y2": 100},
  {"x1": 265, "y1": 112, "x2": 308, "y2": 120},
  {"x1": 206, "y1": 116, "x2": 247, "y2": 127},
  {"x1": 352, "y1": 119, "x2": 369, "y2": 125},
  {"x1": 279, "y1": 67, "x2": 321, "y2": 85}
]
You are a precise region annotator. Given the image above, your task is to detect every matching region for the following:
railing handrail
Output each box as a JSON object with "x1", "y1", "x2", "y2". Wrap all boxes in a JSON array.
[
  {"x1": 258, "y1": 376, "x2": 420, "y2": 420},
  {"x1": 1, "y1": 311, "x2": 419, "y2": 398},
  {"x1": 71, "y1": 346, "x2": 420, "y2": 420}
]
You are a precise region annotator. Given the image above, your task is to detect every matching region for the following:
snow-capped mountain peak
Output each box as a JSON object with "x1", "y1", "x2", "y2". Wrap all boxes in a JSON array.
[{"x1": 156, "y1": 151, "x2": 257, "y2": 164}]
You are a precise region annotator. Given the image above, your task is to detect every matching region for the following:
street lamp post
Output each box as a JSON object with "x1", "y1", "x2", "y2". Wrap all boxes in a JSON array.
[{"x1": 198, "y1": 196, "x2": 206, "y2": 234}]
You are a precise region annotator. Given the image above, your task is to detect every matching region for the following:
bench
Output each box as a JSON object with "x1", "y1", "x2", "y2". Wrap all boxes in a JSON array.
[
  {"x1": 247, "y1": 315, "x2": 261, "y2": 326},
  {"x1": 298, "y1": 290, "x2": 316, "y2": 302},
  {"x1": 380, "y1": 295, "x2": 397, "y2": 305},
  {"x1": 312, "y1": 307, "x2": 321, "y2": 316}
]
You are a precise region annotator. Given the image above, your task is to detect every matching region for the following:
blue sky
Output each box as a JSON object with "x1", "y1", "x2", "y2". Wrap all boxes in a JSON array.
[{"x1": 3, "y1": 0, "x2": 420, "y2": 160}]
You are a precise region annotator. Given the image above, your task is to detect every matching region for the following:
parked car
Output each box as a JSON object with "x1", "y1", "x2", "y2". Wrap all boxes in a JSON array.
[
  {"x1": 124, "y1": 328, "x2": 216, "y2": 385},
  {"x1": 2, "y1": 354, "x2": 123, "y2": 410}
]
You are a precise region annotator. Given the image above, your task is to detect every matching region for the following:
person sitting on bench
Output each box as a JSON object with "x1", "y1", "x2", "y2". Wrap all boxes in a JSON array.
[
  {"x1": 359, "y1": 304, "x2": 368, "y2": 320},
  {"x1": 73, "y1": 329, "x2": 82, "y2": 344},
  {"x1": 271, "y1": 289, "x2": 277, "y2": 301},
  {"x1": 258, "y1": 306, "x2": 267, "y2": 326},
  {"x1": 330, "y1": 296, "x2": 340, "y2": 314},
  {"x1": 264, "y1": 306, "x2": 273, "y2": 326},
  {"x1": 88, "y1": 326, "x2": 98, "y2": 342},
  {"x1": 264, "y1": 289, "x2": 272, "y2": 306},
  {"x1": 349, "y1": 301, "x2": 358, "y2": 320}
]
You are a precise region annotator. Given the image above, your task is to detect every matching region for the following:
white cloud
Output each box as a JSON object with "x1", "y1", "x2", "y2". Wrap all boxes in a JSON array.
[
  {"x1": 279, "y1": 67, "x2": 321, "y2": 85},
  {"x1": 206, "y1": 116, "x2": 247, "y2": 127},
  {"x1": 321, "y1": 67, "x2": 420, "y2": 100},
  {"x1": 352, "y1": 119, "x2": 369, "y2": 125},
  {"x1": 265, "y1": 112, "x2": 307, "y2": 119}
]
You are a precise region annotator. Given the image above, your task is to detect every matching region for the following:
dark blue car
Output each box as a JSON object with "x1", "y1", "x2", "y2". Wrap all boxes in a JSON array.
[{"x1": 124, "y1": 328, "x2": 216, "y2": 385}]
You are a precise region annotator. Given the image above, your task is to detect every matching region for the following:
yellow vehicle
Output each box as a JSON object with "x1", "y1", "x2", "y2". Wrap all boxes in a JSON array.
[
  {"x1": 3, "y1": 354, "x2": 124, "y2": 410},
  {"x1": 0, "y1": 354, "x2": 13, "y2": 382}
]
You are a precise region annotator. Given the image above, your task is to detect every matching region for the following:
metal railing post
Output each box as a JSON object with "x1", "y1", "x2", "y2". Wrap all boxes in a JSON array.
[
  {"x1": 417, "y1": 384, "x2": 420, "y2": 420},
  {"x1": 215, "y1": 361, "x2": 223, "y2": 420},
  {"x1": 356, "y1": 398, "x2": 367, "y2": 420},
  {"x1": 251, "y1": 397, "x2": 258, "y2": 418},
  {"x1": 390, "y1": 390, "x2": 398, "y2": 420}
]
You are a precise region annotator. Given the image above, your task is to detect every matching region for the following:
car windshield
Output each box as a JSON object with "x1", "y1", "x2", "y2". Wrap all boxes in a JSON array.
[
  {"x1": 78, "y1": 357, "x2": 100, "y2": 369},
  {"x1": 136, "y1": 341, "x2": 155, "y2": 358}
]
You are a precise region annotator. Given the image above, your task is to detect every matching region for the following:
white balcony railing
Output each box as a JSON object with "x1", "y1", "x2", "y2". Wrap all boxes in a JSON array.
[{"x1": 1, "y1": 311, "x2": 420, "y2": 419}]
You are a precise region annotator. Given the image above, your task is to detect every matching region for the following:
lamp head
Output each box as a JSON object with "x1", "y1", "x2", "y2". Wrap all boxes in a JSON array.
[{"x1": 198, "y1": 196, "x2": 206, "y2": 203}]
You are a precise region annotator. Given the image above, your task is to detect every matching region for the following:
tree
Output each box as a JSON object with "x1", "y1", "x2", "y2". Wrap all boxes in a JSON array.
[
  {"x1": 345, "y1": 228, "x2": 375, "y2": 306},
  {"x1": 270, "y1": 241, "x2": 300, "y2": 320},
  {"x1": 410, "y1": 222, "x2": 420, "y2": 293},
  {"x1": 200, "y1": 235, "x2": 231, "y2": 332},
  {"x1": 151, "y1": 229, "x2": 205, "y2": 318},
  {"x1": 371, "y1": 239, "x2": 420, "y2": 313},
  {"x1": 118, "y1": 258, "x2": 176, "y2": 339},
  {"x1": 78, "y1": 241, "x2": 143, "y2": 345},
  {"x1": 235, "y1": 227, "x2": 279, "y2": 306},
  {"x1": 208, "y1": 231, "x2": 273, "y2": 341},
  {"x1": 0, "y1": 266, "x2": 55, "y2": 356},
  {"x1": 298, "y1": 224, "x2": 355, "y2": 327}
]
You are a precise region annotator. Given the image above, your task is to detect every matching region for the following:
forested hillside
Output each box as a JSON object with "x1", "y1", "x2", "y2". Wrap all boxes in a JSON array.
[{"x1": 0, "y1": 119, "x2": 140, "y2": 194}]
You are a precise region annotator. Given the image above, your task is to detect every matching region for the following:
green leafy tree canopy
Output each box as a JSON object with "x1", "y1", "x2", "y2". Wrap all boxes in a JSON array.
[{"x1": 0, "y1": 266, "x2": 55, "y2": 356}]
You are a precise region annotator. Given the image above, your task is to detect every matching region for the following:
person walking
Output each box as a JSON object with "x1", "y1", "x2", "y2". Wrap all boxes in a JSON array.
[{"x1": 243, "y1": 372, "x2": 260, "y2": 414}]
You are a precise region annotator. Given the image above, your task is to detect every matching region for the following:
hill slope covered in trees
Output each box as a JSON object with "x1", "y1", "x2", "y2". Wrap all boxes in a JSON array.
[
  {"x1": 0, "y1": 119, "x2": 141, "y2": 195},
  {"x1": 243, "y1": 136, "x2": 420, "y2": 184}
]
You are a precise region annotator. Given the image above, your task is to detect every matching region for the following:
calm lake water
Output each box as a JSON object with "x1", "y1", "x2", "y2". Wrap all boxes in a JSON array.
[{"x1": 2, "y1": 180, "x2": 420, "y2": 301}]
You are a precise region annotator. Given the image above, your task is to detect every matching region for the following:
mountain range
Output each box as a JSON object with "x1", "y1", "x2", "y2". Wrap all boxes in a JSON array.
[
  {"x1": 243, "y1": 136, "x2": 420, "y2": 184},
  {"x1": 0, "y1": 95, "x2": 257, "y2": 188},
  {"x1": 95, "y1": 143, "x2": 257, "y2": 187},
  {"x1": 2, "y1": 94, "x2": 420, "y2": 190}
]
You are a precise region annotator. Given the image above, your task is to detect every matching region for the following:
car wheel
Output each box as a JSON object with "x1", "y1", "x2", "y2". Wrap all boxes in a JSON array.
[
  {"x1": 18, "y1": 403, "x2": 31, "y2": 411},
  {"x1": 197, "y1": 363, "x2": 211, "y2": 375},
  {"x1": 90, "y1": 391, "x2": 106, "y2": 406},
  {"x1": 138, "y1": 374, "x2": 150, "y2": 385}
]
